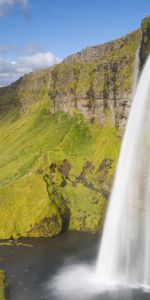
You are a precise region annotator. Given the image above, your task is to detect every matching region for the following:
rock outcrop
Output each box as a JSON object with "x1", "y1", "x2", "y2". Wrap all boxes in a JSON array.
[
  {"x1": 1, "y1": 18, "x2": 150, "y2": 132},
  {"x1": 48, "y1": 17, "x2": 150, "y2": 132},
  {"x1": 48, "y1": 30, "x2": 140, "y2": 132},
  {"x1": 139, "y1": 16, "x2": 150, "y2": 70},
  {"x1": 0, "y1": 17, "x2": 150, "y2": 238}
]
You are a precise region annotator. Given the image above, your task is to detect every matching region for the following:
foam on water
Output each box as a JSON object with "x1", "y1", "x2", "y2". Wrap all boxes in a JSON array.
[
  {"x1": 48, "y1": 53, "x2": 150, "y2": 298},
  {"x1": 97, "y1": 53, "x2": 150, "y2": 289}
]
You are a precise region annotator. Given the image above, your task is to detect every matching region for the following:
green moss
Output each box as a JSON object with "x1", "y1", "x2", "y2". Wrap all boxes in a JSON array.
[
  {"x1": 69, "y1": 80, "x2": 78, "y2": 93},
  {"x1": 141, "y1": 16, "x2": 150, "y2": 32},
  {"x1": 140, "y1": 16, "x2": 150, "y2": 70},
  {"x1": 0, "y1": 241, "x2": 33, "y2": 247},
  {"x1": 0, "y1": 173, "x2": 63, "y2": 238},
  {"x1": 0, "y1": 95, "x2": 120, "y2": 236},
  {"x1": 0, "y1": 270, "x2": 5, "y2": 300},
  {"x1": 62, "y1": 181, "x2": 107, "y2": 232},
  {"x1": 0, "y1": 26, "x2": 136, "y2": 237}
]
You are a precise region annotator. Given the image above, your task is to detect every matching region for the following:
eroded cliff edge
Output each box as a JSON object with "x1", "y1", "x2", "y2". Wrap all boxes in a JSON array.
[{"x1": 0, "y1": 17, "x2": 150, "y2": 239}]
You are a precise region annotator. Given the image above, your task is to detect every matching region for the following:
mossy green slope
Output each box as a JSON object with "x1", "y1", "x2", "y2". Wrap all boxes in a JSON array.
[
  {"x1": 0, "y1": 270, "x2": 5, "y2": 300},
  {"x1": 1, "y1": 24, "x2": 143, "y2": 238},
  {"x1": 1, "y1": 18, "x2": 150, "y2": 238},
  {"x1": 0, "y1": 98, "x2": 120, "y2": 238}
]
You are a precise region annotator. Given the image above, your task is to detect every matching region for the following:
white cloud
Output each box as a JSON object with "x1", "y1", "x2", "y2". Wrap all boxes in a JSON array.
[
  {"x1": 0, "y1": 0, "x2": 29, "y2": 16},
  {"x1": 0, "y1": 52, "x2": 60, "y2": 86}
]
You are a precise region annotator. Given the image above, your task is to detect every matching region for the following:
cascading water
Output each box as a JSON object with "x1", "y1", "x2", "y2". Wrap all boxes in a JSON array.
[
  {"x1": 97, "y1": 53, "x2": 150, "y2": 290},
  {"x1": 49, "y1": 52, "x2": 150, "y2": 300}
]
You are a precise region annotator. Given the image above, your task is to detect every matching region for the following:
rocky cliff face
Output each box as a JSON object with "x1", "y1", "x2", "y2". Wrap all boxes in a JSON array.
[
  {"x1": 139, "y1": 16, "x2": 150, "y2": 70},
  {"x1": 0, "y1": 17, "x2": 150, "y2": 239},
  {"x1": 1, "y1": 18, "x2": 150, "y2": 132},
  {"x1": 47, "y1": 17, "x2": 150, "y2": 132},
  {"x1": 48, "y1": 30, "x2": 140, "y2": 132},
  {"x1": 0, "y1": 68, "x2": 51, "y2": 115}
]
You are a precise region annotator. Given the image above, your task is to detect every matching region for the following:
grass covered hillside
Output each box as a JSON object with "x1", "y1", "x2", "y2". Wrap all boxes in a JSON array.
[
  {"x1": 0, "y1": 91, "x2": 120, "y2": 238},
  {"x1": 0, "y1": 271, "x2": 5, "y2": 300},
  {"x1": 2, "y1": 18, "x2": 149, "y2": 239}
]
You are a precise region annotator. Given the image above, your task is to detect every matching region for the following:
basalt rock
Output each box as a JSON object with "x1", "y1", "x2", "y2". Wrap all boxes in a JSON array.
[
  {"x1": 48, "y1": 30, "x2": 140, "y2": 132},
  {"x1": 48, "y1": 18, "x2": 150, "y2": 132},
  {"x1": 0, "y1": 17, "x2": 150, "y2": 238},
  {"x1": 1, "y1": 19, "x2": 150, "y2": 132},
  {"x1": 139, "y1": 16, "x2": 150, "y2": 70}
]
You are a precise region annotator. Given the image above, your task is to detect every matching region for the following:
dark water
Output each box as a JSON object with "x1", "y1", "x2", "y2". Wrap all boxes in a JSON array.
[{"x1": 0, "y1": 232, "x2": 149, "y2": 300}]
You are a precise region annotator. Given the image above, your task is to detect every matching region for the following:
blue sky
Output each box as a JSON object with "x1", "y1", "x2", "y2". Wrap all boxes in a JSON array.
[{"x1": 0, "y1": 0, "x2": 150, "y2": 86}]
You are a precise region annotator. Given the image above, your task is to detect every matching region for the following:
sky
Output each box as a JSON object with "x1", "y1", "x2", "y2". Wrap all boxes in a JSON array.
[{"x1": 0, "y1": 0, "x2": 150, "y2": 86}]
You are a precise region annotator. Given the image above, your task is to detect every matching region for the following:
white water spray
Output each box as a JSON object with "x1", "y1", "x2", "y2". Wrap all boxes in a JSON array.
[
  {"x1": 97, "y1": 53, "x2": 150, "y2": 290},
  {"x1": 49, "y1": 53, "x2": 150, "y2": 299}
]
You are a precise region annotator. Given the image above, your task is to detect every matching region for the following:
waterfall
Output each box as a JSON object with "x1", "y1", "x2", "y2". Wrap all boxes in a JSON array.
[
  {"x1": 49, "y1": 52, "x2": 150, "y2": 300},
  {"x1": 97, "y1": 53, "x2": 150, "y2": 290},
  {"x1": 132, "y1": 46, "x2": 140, "y2": 96}
]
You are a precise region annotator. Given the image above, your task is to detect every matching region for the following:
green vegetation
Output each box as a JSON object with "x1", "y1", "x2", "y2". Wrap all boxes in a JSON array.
[
  {"x1": 0, "y1": 26, "x2": 142, "y2": 239},
  {"x1": 0, "y1": 96, "x2": 120, "y2": 237},
  {"x1": 140, "y1": 16, "x2": 150, "y2": 70},
  {"x1": 141, "y1": 16, "x2": 150, "y2": 32},
  {"x1": 0, "y1": 271, "x2": 5, "y2": 300},
  {"x1": 49, "y1": 30, "x2": 140, "y2": 109},
  {"x1": 0, "y1": 241, "x2": 33, "y2": 247}
]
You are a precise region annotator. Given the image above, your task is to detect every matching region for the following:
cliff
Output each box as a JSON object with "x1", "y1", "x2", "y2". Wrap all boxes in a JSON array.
[
  {"x1": 0, "y1": 17, "x2": 150, "y2": 239},
  {"x1": 48, "y1": 30, "x2": 140, "y2": 132}
]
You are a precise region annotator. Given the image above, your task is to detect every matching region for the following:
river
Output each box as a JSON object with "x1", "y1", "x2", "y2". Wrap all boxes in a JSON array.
[{"x1": 0, "y1": 232, "x2": 149, "y2": 300}]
